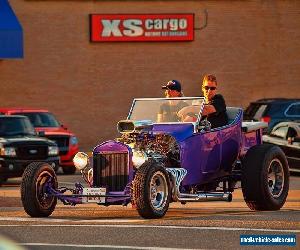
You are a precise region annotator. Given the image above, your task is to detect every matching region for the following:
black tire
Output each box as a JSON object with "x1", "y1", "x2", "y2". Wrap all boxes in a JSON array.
[
  {"x1": 242, "y1": 144, "x2": 289, "y2": 211},
  {"x1": 132, "y1": 160, "x2": 171, "y2": 219},
  {"x1": 21, "y1": 162, "x2": 57, "y2": 217},
  {"x1": 62, "y1": 166, "x2": 76, "y2": 175}
]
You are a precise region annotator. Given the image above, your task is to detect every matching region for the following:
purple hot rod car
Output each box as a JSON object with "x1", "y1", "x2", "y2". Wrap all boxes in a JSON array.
[{"x1": 21, "y1": 97, "x2": 289, "y2": 219}]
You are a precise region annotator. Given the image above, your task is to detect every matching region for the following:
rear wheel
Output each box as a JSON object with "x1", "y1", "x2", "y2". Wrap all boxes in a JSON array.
[
  {"x1": 21, "y1": 162, "x2": 57, "y2": 217},
  {"x1": 132, "y1": 160, "x2": 171, "y2": 219},
  {"x1": 242, "y1": 144, "x2": 289, "y2": 210},
  {"x1": 62, "y1": 166, "x2": 76, "y2": 175}
]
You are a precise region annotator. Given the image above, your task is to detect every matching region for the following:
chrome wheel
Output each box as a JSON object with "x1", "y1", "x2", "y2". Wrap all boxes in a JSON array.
[
  {"x1": 149, "y1": 171, "x2": 168, "y2": 211},
  {"x1": 21, "y1": 162, "x2": 57, "y2": 217},
  {"x1": 133, "y1": 161, "x2": 171, "y2": 218},
  {"x1": 36, "y1": 170, "x2": 55, "y2": 209},
  {"x1": 268, "y1": 159, "x2": 284, "y2": 198}
]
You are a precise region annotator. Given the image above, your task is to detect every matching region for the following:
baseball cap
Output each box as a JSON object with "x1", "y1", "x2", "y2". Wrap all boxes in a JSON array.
[{"x1": 162, "y1": 80, "x2": 182, "y2": 92}]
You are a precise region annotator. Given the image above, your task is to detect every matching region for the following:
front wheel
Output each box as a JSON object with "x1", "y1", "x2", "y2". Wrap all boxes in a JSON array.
[
  {"x1": 21, "y1": 162, "x2": 57, "y2": 217},
  {"x1": 242, "y1": 144, "x2": 289, "y2": 210},
  {"x1": 132, "y1": 160, "x2": 171, "y2": 219}
]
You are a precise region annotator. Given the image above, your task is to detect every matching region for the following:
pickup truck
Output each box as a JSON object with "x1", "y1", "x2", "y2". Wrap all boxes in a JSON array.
[
  {"x1": 0, "y1": 108, "x2": 79, "y2": 174},
  {"x1": 20, "y1": 97, "x2": 289, "y2": 218},
  {"x1": 0, "y1": 116, "x2": 59, "y2": 184}
]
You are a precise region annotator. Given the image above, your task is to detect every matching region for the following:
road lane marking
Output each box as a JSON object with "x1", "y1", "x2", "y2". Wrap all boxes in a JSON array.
[
  {"x1": 0, "y1": 217, "x2": 145, "y2": 223},
  {"x1": 0, "y1": 222, "x2": 299, "y2": 233},
  {"x1": 18, "y1": 243, "x2": 209, "y2": 250}
]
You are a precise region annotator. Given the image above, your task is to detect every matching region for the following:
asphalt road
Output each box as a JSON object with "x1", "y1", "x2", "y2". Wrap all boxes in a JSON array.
[{"x1": 0, "y1": 172, "x2": 299, "y2": 250}]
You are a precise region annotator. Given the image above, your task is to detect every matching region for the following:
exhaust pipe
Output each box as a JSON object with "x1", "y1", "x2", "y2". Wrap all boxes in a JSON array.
[
  {"x1": 166, "y1": 168, "x2": 232, "y2": 203},
  {"x1": 178, "y1": 192, "x2": 232, "y2": 202}
]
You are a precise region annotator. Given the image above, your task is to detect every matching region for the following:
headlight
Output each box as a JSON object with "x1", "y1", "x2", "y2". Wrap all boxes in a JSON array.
[
  {"x1": 0, "y1": 147, "x2": 16, "y2": 157},
  {"x1": 73, "y1": 152, "x2": 89, "y2": 170},
  {"x1": 48, "y1": 146, "x2": 59, "y2": 156},
  {"x1": 132, "y1": 150, "x2": 147, "y2": 168},
  {"x1": 70, "y1": 136, "x2": 78, "y2": 146}
]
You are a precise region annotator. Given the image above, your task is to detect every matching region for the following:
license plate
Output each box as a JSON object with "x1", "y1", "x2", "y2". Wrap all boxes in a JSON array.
[{"x1": 82, "y1": 188, "x2": 106, "y2": 203}]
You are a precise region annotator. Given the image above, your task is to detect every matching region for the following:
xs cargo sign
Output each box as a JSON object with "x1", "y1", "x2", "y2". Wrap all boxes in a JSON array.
[{"x1": 90, "y1": 14, "x2": 194, "y2": 42}]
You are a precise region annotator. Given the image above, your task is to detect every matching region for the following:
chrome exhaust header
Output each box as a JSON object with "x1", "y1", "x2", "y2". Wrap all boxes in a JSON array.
[
  {"x1": 166, "y1": 168, "x2": 232, "y2": 202},
  {"x1": 178, "y1": 192, "x2": 232, "y2": 202}
]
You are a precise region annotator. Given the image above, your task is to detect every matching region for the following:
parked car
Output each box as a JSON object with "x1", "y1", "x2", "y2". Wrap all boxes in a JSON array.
[
  {"x1": 244, "y1": 98, "x2": 300, "y2": 134},
  {"x1": 20, "y1": 97, "x2": 289, "y2": 219},
  {"x1": 263, "y1": 121, "x2": 300, "y2": 173},
  {"x1": 0, "y1": 108, "x2": 79, "y2": 174},
  {"x1": 0, "y1": 116, "x2": 59, "y2": 184}
]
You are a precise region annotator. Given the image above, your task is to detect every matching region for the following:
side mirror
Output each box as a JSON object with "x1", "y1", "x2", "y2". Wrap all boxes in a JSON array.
[
  {"x1": 37, "y1": 131, "x2": 45, "y2": 136},
  {"x1": 61, "y1": 124, "x2": 68, "y2": 130}
]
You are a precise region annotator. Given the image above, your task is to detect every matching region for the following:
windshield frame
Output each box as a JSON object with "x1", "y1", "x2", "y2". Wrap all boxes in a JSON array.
[{"x1": 127, "y1": 97, "x2": 205, "y2": 125}]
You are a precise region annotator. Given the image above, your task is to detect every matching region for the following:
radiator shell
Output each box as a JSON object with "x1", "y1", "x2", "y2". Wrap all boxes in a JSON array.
[{"x1": 93, "y1": 140, "x2": 132, "y2": 192}]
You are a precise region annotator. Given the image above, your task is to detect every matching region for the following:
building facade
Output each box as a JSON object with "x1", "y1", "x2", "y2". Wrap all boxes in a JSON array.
[{"x1": 1, "y1": 0, "x2": 300, "y2": 150}]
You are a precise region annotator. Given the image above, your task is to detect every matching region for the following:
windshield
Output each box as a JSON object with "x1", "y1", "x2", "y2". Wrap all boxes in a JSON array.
[
  {"x1": 13, "y1": 112, "x2": 60, "y2": 127},
  {"x1": 0, "y1": 117, "x2": 36, "y2": 136},
  {"x1": 127, "y1": 97, "x2": 205, "y2": 123}
]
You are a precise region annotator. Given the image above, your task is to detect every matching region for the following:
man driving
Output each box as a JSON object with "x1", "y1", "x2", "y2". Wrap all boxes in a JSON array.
[{"x1": 178, "y1": 74, "x2": 228, "y2": 128}]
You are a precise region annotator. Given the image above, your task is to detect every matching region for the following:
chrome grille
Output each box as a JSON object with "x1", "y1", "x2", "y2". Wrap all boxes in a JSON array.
[{"x1": 93, "y1": 152, "x2": 129, "y2": 192}]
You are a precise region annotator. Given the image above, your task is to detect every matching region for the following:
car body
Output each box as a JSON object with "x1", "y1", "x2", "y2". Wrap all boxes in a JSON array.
[
  {"x1": 0, "y1": 116, "x2": 59, "y2": 183},
  {"x1": 244, "y1": 98, "x2": 300, "y2": 134},
  {"x1": 263, "y1": 121, "x2": 300, "y2": 173},
  {"x1": 20, "y1": 97, "x2": 289, "y2": 219},
  {"x1": 0, "y1": 108, "x2": 79, "y2": 174}
]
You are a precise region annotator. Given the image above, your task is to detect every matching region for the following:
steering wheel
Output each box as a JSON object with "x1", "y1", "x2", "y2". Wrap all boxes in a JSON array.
[{"x1": 177, "y1": 112, "x2": 198, "y2": 122}]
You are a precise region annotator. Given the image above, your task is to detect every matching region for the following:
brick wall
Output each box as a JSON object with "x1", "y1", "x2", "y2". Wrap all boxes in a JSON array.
[{"x1": 1, "y1": 0, "x2": 300, "y2": 150}]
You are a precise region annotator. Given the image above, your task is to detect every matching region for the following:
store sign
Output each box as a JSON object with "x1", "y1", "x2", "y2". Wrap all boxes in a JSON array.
[{"x1": 90, "y1": 14, "x2": 194, "y2": 42}]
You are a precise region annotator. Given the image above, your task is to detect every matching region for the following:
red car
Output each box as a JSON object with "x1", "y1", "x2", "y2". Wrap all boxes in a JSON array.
[{"x1": 0, "y1": 108, "x2": 79, "y2": 174}]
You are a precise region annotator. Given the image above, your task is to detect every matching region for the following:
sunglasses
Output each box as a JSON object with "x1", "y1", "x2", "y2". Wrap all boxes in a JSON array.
[{"x1": 203, "y1": 86, "x2": 217, "y2": 91}]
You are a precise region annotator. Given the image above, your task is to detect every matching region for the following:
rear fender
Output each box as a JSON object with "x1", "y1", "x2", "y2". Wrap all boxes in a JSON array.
[{"x1": 240, "y1": 122, "x2": 267, "y2": 157}]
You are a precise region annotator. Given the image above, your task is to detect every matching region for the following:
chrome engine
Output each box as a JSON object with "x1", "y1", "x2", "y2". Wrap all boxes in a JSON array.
[{"x1": 118, "y1": 132, "x2": 181, "y2": 168}]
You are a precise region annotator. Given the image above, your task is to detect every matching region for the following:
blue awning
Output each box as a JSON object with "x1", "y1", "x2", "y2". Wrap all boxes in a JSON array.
[{"x1": 0, "y1": 0, "x2": 23, "y2": 58}]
